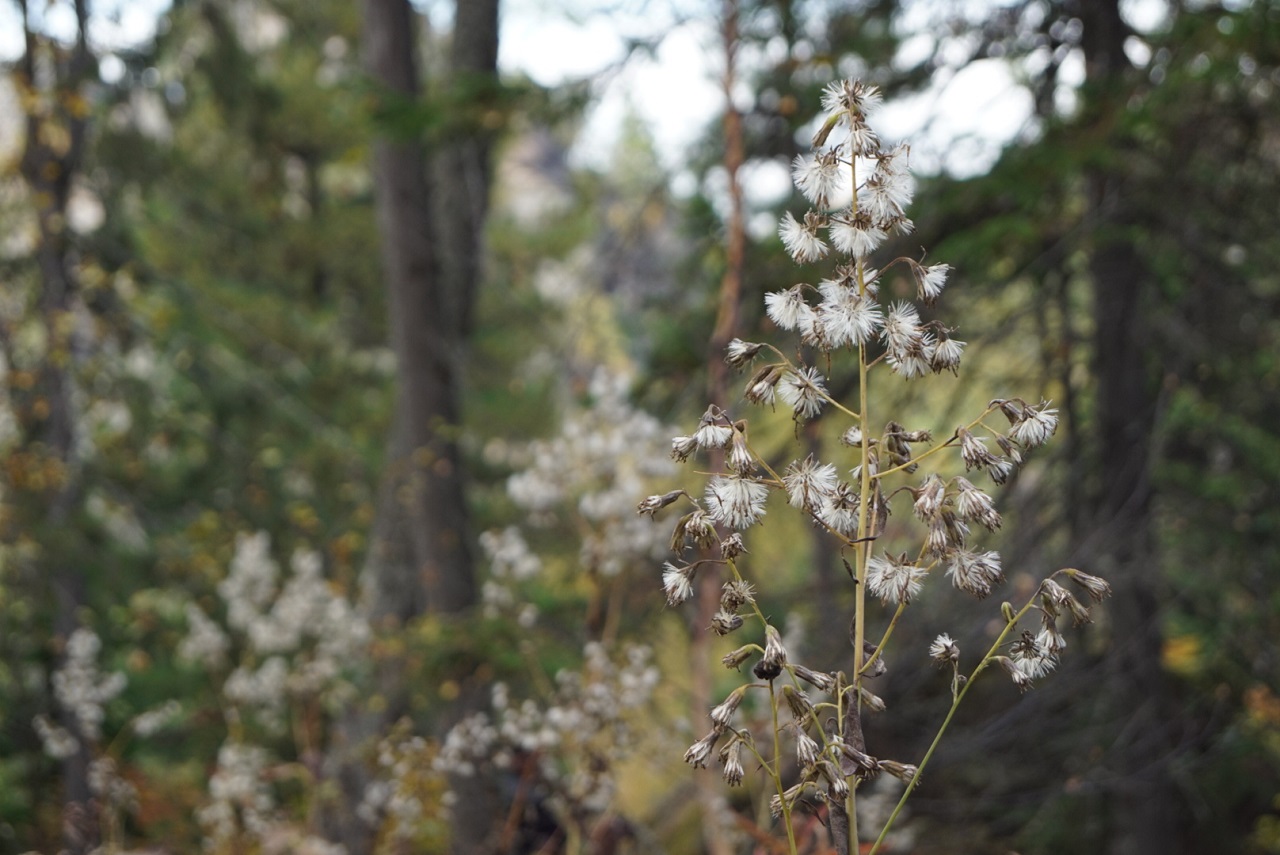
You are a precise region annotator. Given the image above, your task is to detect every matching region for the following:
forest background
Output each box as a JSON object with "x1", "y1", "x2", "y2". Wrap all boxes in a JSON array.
[{"x1": 1, "y1": 0, "x2": 1278, "y2": 853}]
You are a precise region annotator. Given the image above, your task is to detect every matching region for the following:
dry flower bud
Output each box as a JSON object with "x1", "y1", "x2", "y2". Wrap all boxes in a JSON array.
[
  {"x1": 838, "y1": 741, "x2": 879, "y2": 777},
  {"x1": 819, "y1": 759, "x2": 850, "y2": 799},
  {"x1": 784, "y1": 455, "x2": 839, "y2": 510},
  {"x1": 866, "y1": 551, "x2": 926, "y2": 604},
  {"x1": 661, "y1": 562, "x2": 695, "y2": 606},
  {"x1": 1064, "y1": 568, "x2": 1112, "y2": 602},
  {"x1": 744, "y1": 363, "x2": 783, "y2": 406},
  {"x1": 946, "y1": 548, "x2": 1004, "y2": 598},
  {"x1": 719, "y1": 737, "x2": 745, "y2": 786},
  {"x1": 710, "y1": 687, "x2": 747, "y2": 732},
  {"x1": 912, "y1": 474, "x2": 946, "y2": 521},
  {"x1": 778, "y1": 366, "x2": 827, "y2": 420},
  {"x1": 995, "y1": 435, "x2": 1024, "y2": 464},
  {"x1": 883, "y1": 420, "x2": 918, "y2": 472},
  {"x1": 779, "y1": 210, "x2": 830, "y2": 264},
  {"x1": 860, "y1": 639, "x2": 888, "y2": 677},
  {"x1": 957, "y1": 427, "x2": 998, "y2": 471},
  {"x1": 722, "y1": 646, "x2": 754, "y2": 671},
  {"x1": 877, "y1": 759, "x2": 918, "y2": 782},
  {"x1": 792, "y1": 664, "x2": 835, "y2": 692},
  {"x1": 710, "y1": 610, "x2": 744, "y2": 636},
  {"x1": 769, "y1": 782, "x2": 812, "y2": 818},
  {"x1": 728, "y1": 428, "x2": 755, "y2": 475},
  {"x1": 693, "y1": 406, "x2": 733, "y2": 450},
  {"x1": 637, "y1": 489, "x2": 684, "y2": 518},
  {"x1": 925, "y1": 518, "x2": 951, "y2": 557},
  {"x1": 720, "y1": 579, "x2": 755, "y2": 612},
  {"x1": 931, "y1": 336, "x2": 965, "y2": 373},
  {"x1": 1041, "y1": 577, "x2": 1070, "y2": 604},
  {"x1": 911, "y1": 260, "x2": 950, "y2": 304},
  {"x1": 705, "y1": 475, "x2": 768, "y2": 530},
  {"x1": 1063, "y1": 594, "x2": 1092, "y2": 625},
  {"x1": 859, "y1": 687, "x2": 887, "y2": 713},
  {"x1": 725, "y1": 338, "x2": 765, "y2": 369},
  {"x1": 719, "y1": 532, "x2": 747, "y2": 559},
  {"x1": 683, "y1": 730, "x2": 721, "y2": 768},
  {"x1": 670, "y1": 435, "x2": 697, "y2": 462},
  {"x1": 992, "y1": 398, "x2": 1025, "y2": 424},
  {"x1": 953, "y1": 477, "x2": 1002, "y2": 531},
  {"x1": 1037, "y1": 623, "x2": 1067, "y2": 655},
  {"x1": 753, "y1": 625, "x2": 787, "y2": 680},
  {"x1": 671, "y1": 510, "x2": 717, "y2": 552},
  {"x1": 995, "y1": 655, "x2": 1033, "y2": 692},
  {"x1": 943, "y1": 510, "x2": 971, "y2": 549},
  {"x1": 765, "y1": 285, "x2": 812, "y2": 331},
  {"x1": 796, "y1": 730, "x2": 821, "y2": 769},
  {"x1": 929, "y1": 633, "x2": 960, "y2": 664},
  {"x1": 1010, "y1": 401, "x2": 1059, "y2": 449},
  {"x1": 986, "y1": 456, "x2": 1015, "y2": 485},
  {"x1": 781, "y1": 684, "x2": 814, "y2": 724},
  {"x1": 819, "y1": 482, "x2": 861, "y2": 536}
]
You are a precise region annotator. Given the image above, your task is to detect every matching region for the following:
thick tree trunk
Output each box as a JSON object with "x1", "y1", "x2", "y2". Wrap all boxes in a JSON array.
[
  {"x1": 15, "y1": 2, "x2": 96, "y2": 851},
  {"x1": 429, "y1": 4, "x2": 503, "y2": 852},
  {"x1": 434, "y1": 0, "x2": 500, "y2": 340},
  {"x1": 1079, "y1": 2, "x2": 1184, "y2": 852},
  {"x1": 360, "y1": 0, "x2": 476, "y2": 631},
  {"x1": 328, "y1": 1, "x2": 499, "y2": 851}
]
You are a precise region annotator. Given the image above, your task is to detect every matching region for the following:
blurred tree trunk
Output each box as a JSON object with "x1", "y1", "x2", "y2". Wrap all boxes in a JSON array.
[
  {"x1": 434, "y1": 0, "x2": 500, "y2": 341},
  {"x1": 358, "y1": 0, "x2": 476, "y2": 632},
  {"x1": 327, "y1": 0, "x2": 499, "y2": 851},
  {"x1": 12, "y1": 1, "x2": 96, "y2": 851},
  {"x1": 1078, "y1": 2, "x2": 1183, "y2": 852}
]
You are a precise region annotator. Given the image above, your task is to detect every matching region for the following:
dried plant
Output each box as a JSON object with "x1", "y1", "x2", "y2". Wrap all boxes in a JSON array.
[{"x1": 639, "y1": 78, "x2": 1111, "y2": 854}]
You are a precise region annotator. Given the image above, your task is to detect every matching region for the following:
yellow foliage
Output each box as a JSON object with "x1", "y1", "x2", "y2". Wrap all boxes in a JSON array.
[{"x1": 1161, "y1": 633, "x2": 1201, "y2": 676}]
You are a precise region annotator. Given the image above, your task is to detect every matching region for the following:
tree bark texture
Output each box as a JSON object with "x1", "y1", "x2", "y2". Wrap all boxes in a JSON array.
[
  {"x1": 13, "y1": 2, "x2": 95, "y2": 851},
  {"x1": 327, "y1": 1, "x2": 499, "y2": 851},
  {"x1": 433, "y1": 0, "x2": 500, "y2": 340},
  {"x1": 1078, "y1": 1, "x2": 1184, "y2": 852},
  {"x1": 360, "y1": 0, "x2": 476, "y2": 632}
]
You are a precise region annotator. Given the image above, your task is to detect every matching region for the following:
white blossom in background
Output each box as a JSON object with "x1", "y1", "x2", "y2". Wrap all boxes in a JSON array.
[
  {"x1": 178, "y1": 603, "x2": 230, "y2": 668},
  {"x1": 196, "y1": 741, "x2": 274, "y2": 847},
  {"x1": 479, "y1": 526, "x2": 542, "y2": 581},
  {"x1": 223, "y1": 656, "x2": 289, "y2": 720},
  {"x1": 176, "y1": 531, "x2": 377, "y2": 841},
  {"x1": 195, "y1": 533, "x2": 370, "y2": 719},
  {"x1": 429, "y1": 643, "x2": 660, "y2": 823},
  {"x1": 89, "y1": 756, "x2": 138, "y2": 813},
  {"x1": 132, "y1": 699, "x2": 182, "y2": 737},
  {"x1": 51, "y1": 628, "x2": 127, "y2": 742},
  {"x1": 481, "y1": 369, "x2": 678, "y2": 620},
  {"x1": 219, "y1": 531, "x2": 279, "y2": 632},
  {"x1": 33, "y1": 714, "x2": 79, "y2": 759},
  {"x1": 479, "y1": 526, "x2": 542, "y2": 619}
]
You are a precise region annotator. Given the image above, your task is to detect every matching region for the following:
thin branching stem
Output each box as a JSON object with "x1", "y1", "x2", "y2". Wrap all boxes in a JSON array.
[
  {"x1": 871, "y1": 405, "x2": 1000, "y2": 481},
  {"x1": 849, "y1": 147, "x2": 869, "y2": 855},
  {"x1": 761, "y1": 343, "x2": 863, "y2": 422},
  {"x1": 867, "y1": 592, "x2": 1043, "y2": 854},
  {"x1": 769, "y1": 681, "x2": 800, "y2": 855},
  {"x1": 860, "y1": 602, "x2": 906, "y2": 676}
]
